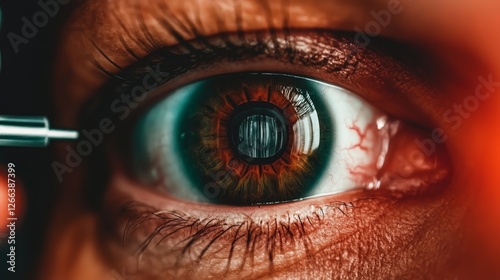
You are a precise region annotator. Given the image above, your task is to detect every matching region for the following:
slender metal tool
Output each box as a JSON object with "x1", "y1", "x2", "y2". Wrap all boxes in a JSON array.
[{"x1": 0, "y1": 115, "x2": 79, "y2": 147}]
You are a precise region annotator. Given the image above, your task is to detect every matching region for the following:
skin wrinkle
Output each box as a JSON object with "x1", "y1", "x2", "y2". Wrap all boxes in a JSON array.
[
  {"x1": 56, "y1": 1, "x2": 348, "y2": 106},
  {"x1": 54, "y1": 0, "x2": 492, "y2": 129},
  {"x1": 53, "y1": 0, "x2": 410, "y2": 127},
  {"x1": 41, "y1": 0, "x2": 500, "y2": 279},
  {"x1": 97, "y1": 156, "x2": 459, "y2": 279}
]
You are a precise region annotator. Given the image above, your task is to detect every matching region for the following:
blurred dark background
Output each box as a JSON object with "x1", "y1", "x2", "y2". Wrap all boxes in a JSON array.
[{"x1": 0, "y1": 0, "x2": 73, "y2": 279}]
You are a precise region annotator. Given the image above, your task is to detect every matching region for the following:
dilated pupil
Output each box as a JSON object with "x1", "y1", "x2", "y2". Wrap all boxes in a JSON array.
[
  {"x1": 229, "y1": 102, "x2": 289, "y2": 164},
  {"x1": 238, "y1": 115, "x2": 281, "y2": 158}
]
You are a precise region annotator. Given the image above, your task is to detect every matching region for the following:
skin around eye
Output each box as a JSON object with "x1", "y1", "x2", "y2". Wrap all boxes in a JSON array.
[
  {"x1": 94, "y1": 48, "x2": 452, "y2": 280},
  {"x1": 101, "y1": 122, "x2": 452, "y2": 279},
  {"x1": 67, "y1": 28, "x2": 454, "y2": 278},
  {"x1": 41, "y1": 0, "x2": 500, "y2": 279},
  {"x1": 96, "y1": 71, "x2": 453, "y2": 279}
]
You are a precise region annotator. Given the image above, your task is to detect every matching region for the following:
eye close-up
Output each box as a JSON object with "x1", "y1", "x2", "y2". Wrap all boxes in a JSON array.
[
  {"x1": 1, "y1": 1, "x2": 500, "y2": 280},
  {"x1": 85, "y1": 29, "x2": 455, "y2": 279},
  {"x1": 127, "y1": 72, "x2": 450, "y2": 206}
]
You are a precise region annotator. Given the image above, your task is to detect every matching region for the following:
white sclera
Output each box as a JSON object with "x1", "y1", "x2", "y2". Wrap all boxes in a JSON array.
[
  {"x1": 306, "y1": 81, "x2": 390, "y2": 197},
  {"x1": 133, "y1": 82, "x2": 204, "y2": 202}
]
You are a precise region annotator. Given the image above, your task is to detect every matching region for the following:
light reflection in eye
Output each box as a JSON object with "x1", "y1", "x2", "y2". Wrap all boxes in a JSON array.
[{"x1": 131, "y1": 73, "x2": 394, "y2": 205}]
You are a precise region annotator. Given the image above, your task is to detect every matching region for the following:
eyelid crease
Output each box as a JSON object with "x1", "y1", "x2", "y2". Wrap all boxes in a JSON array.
[
  {"x1": 79, "y1": 30, "x2": 429, "y2": 133},
  {"x1": 79, "y1": 30, "x2": 359, "y2": 127},
  {"x1": 63, "y1": 0, "x2": 383, "y2": 80},
  {"x1": 58, "y1": 0, "x2": 446, "y2": 133}
]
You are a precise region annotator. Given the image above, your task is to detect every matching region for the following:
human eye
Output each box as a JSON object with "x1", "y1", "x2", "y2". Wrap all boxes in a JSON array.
[
  {"x1": 54, "y1": 1, "x2": 460, "y2": 279},
  {"x1": 77, "y1": 29, "x2": 452, "y2": 278},
  {"x1": 130, "y1": 72, "x2": 433, "y2": 206},
  {"x1": 131, "y1": 73, "x2": 390, "y2": 205}
]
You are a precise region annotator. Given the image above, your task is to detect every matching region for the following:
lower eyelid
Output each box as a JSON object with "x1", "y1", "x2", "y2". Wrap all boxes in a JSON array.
[
  {"x1": 105, "y1": 176, "x2": 385, "y2": 276},
  {"x1": 101, "y1": 160, "x2": 411, "y2": 274},
  {"x1": 103, "y1": 182, "x2": 454, "y2": 280},
  {"x1": 99, "y1": 116, "x2": 455, "y2": 277},
  {"x1": 106, "y1": 162, "x2": 359, "y2": 219}
]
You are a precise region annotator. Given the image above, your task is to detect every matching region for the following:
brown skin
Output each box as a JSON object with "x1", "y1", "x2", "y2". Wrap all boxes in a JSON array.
[{"x1": 40, "y1": 0, "x2": 500, "y2": 279}]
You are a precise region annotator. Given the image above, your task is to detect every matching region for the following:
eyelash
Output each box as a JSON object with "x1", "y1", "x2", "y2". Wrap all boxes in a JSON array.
[
  {"x1": 100, "y1": 0, "x2": 295, "y2": 70},
  {"x1": 79, "y1": 29, "x2": 376, "y2": 148},
  {"x1": 120, "y1": 198, "x2": 371, "y2": 267},
  {"x1": 87, "y1": 30, "x2": 359, "y2": 99}
]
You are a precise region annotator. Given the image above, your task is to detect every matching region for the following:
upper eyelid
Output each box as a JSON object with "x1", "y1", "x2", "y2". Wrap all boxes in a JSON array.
[
  {"x1": 78, "y1": 31, "x2": 363, "y2": 127},
  {"x1": 79, "y1": 30, "x2": 431, "y2": 133},
  {"x1": 56, "y1": 0, "x2": 377, "y2": 104}
]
